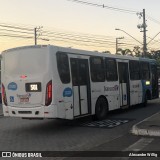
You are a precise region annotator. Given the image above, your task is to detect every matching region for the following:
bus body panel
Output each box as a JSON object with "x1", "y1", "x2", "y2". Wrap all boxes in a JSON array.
[
  {"x1": 1, "y1": 45, "x2": 159, "y2": 120},
  {"x1": 104, "y1": 81, "x2": 120, "y2": 111},
  {"x1": 130, "y1": 80, "x2": 143, "y2": 105}
]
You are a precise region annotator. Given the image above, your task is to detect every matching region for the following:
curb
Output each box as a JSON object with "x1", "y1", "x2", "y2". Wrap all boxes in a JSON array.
[{"x1": 131, "y1": 112, "x2": 160, "y2": 137}]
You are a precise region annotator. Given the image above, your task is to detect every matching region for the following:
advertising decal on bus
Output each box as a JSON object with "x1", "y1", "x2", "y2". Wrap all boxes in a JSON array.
[
  {"x1": 63, "y1": 88, "x2": 72, "y2": 97},
  {"x1": 8, "y1": 82, "x2": 17, "y2": 91},
  {"x1": 104, "y1": 85, "x2": 119, "y2": 92}
]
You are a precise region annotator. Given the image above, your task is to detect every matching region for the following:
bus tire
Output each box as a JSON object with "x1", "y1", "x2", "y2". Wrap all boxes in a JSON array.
[{"x1": 94, "y1": 97, "x2": 108, "y2": 120}]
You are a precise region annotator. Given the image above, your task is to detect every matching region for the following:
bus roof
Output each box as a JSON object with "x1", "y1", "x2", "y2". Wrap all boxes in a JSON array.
[
  {"x1": 2, "y1": 44, "x2": 156, "y2": 63},
  {"x1": 2, "y1": 45, "x2": 48, "y2": 54}
]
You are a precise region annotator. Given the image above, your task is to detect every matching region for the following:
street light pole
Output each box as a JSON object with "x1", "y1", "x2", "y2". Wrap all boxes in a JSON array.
[{"x1": 115, "y1": 28, "x2": 143, "y2": 45}]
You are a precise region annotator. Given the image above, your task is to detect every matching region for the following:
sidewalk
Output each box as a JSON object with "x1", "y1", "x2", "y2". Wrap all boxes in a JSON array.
[{"x1": 132, "y1": 98, "x2": 160, "y2": 137}]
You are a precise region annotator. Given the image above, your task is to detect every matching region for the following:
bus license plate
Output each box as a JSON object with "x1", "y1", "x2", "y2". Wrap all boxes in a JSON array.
[
  {"x1": 25, "y1": 83, "x2": 41, "y2": 92},
  {"x1": 20, "y1": 98, "x2": 29, "y2": 103}
]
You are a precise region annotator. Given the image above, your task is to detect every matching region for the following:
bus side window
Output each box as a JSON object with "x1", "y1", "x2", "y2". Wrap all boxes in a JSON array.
[
  {"x1": 129, "y1": 60, "x2": 140, "y2": 80},
  {"x1": 56, "y1": 52, "x2": 70, "y2": 84},
  {"x1": 140, "y1": 61, "x2": 150, "y2": 80},
  {"x1": 90, "y1": 57, "x2": 105, "y2": 82},
  {"x1": 105, "y1": 58, "x2": 118, "y2": 81}
]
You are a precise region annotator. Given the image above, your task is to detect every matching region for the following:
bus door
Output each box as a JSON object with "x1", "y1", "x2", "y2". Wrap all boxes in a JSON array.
[
  {"x1": 151, "y1": 64, "x2": 158, "y2": 98},
  {"x1": 70, "y1": 58, "x2": 91, "y2": 117},
  {"x1": 118, "y1": 62, "x2": 130, "y2": 107}
]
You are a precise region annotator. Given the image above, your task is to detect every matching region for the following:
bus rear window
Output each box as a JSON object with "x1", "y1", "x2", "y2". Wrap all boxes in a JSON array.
[{"x1": 4, "y1": 48, "x2": 47, "y2": 75}]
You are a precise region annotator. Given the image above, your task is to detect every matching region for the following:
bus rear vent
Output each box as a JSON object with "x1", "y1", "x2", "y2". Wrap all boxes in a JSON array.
[{"x1": 18, "y1": 111, "x2": 32, "y2": 114}]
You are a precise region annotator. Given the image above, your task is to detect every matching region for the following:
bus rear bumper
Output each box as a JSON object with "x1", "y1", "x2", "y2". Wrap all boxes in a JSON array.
[{"x1": 2, "y1": 105, "x2": 58, "y2": 118}]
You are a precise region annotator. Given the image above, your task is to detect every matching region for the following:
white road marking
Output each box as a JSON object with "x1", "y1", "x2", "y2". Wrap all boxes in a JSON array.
[
  {"x1": 123, "y1": 138, "x2": 153, "y2": 151},
  {"x1": 116, "y1": 138, "x2": 154, "y2": 160}
]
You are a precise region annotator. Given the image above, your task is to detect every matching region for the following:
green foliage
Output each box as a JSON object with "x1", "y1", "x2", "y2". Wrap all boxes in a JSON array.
[
  {"x1": 149, "y1": 50, "x2": 160, "y2": 65},
  {"x1": 102, "y1": 51, "x2": 111, "y2": 54},
  {"x1": 117, "y1": 46, "x2": 160, "y2": 65},
  {"x1": 116, "y1": 48, "x2": 133, "y2": 56},
  {"x1": 133, "y1": 46, "x2": 142, "y2": 57}
]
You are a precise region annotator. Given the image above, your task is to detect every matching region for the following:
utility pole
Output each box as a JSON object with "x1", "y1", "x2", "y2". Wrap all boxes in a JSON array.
[
  {"x1": 116, "y1": 37, "x2": 124, "y2": 53},
  {"x1": 34, "y1": 27, "x2": 37, "y2": 45},
  {"x1": 137, "y1": 9, "x2": 147, "y2": 57},
  {"x1": 143, "y1": 9, "x2": 147, "y2": 57},
  {"x1": 34, "y1": 26, "x2": 43, "y2": 45}
]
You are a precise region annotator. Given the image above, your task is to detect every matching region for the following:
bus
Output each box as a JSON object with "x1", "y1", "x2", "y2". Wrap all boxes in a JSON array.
[
  {"x1": 1, "y1": 45, "x2": 159, "y2": 120},
  {"x1": 0, "y1": 56, "x2": 1, "y2": 103}
]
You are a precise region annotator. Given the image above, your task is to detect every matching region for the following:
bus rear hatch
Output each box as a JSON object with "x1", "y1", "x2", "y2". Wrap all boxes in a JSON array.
[{"x1": 3, "y1": 47, "x2": 48, "y2": 107}]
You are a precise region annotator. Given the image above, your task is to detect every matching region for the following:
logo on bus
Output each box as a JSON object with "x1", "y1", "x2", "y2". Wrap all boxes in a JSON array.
[
  {"x1": 104, "y1": 85, "x2": 119, "y2": 92},
  {"x1": 63, "y1": 88, "x2": 72, "y2": 97},
  {"x1": 8, "y1": 82, "x2": 17, "y2": 91},
  {"x1": 10, "y1": 96, "x2": 14, "y2": 102},
  {"x1": 133, "y1": 84, "x2": 139, "y2": 88}
]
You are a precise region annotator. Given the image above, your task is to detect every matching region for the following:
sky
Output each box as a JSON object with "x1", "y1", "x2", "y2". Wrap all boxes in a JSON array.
[{"x1": 0, "y1": 0, "x2": 160, "y2": 53}]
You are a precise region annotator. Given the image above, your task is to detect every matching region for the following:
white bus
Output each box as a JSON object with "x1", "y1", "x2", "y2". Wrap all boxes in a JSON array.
[{"x1": 1, "y1": 45, "x2": 159, "y2": 120}]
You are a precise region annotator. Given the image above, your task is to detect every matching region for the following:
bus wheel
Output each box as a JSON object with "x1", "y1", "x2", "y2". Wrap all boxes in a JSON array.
[{"x1": 94, "y1": 97, "x2": 108, "y2": 120}]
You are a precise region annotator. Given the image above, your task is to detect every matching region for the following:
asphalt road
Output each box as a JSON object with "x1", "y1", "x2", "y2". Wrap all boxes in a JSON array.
[{"x1": 0, "y1": 100, "x2": 160, "y2": 160}]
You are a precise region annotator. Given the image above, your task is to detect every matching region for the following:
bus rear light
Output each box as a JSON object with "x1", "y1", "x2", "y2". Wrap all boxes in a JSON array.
[
  {"x1": 20, "y1": 75, "x2": 27, "y2": 79},
  {"x1": 45, "y1": 80, "x2": 52, "y2": 106},
  {"x1": 2, "y1": 84, "x2": 8, "y2": 106}
]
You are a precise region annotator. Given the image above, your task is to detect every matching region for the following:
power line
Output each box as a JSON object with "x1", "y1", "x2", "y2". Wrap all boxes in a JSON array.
[
  {"x1": 42, "y1": 33, "x2": 115, "y2": 45},
  {"x1": 42, "y1": 33, "x2": 114, "y2": 43},
  {"x1": 119, "y1": 42, "x2": 140, "y2": 46},
  {"x1": 146, "y1": 36, "x2": 160, "y2": 49},
  {"x1": 0, "y1": 34, "x2": 33, "y2": 39},
  {"x1": 146, "y1": 15, "x2": 160, "y2": 25},
  {"x1": 1, "y1": 21, "x2": 157, "y2": 52},
  {"x1": 45, "y1": 35, "x2": 116, "y2": 45},
  {"x1": 67, "y1": 0, "x2": 160, "y2": 26},
  {"x1": 43, "y1": 30, "x2": 115, "y2": 41},
  {"x1": 67, "y1": 0, "x2": 138, "y2": 14},
  {"x1": 0, "y1": 24, "x2": 33, "y2": 31},
  {"x1": 0, "y1": 28, "x2": 33, "y2": 35},
  {"x1": 48, "y1": 38, "x2": 114, "y2": 48}
]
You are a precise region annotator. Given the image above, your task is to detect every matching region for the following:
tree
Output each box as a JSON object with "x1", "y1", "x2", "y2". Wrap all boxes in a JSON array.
[
  {"x1": 151, "y1": 50, "x2": 160, "y2": 65},
  {"x1": 102, "y1": 51, "x2": 111, "y2": 54},
  {"x1": 116, "y1": 48, "x2": 133, "y2": 56},
  {"x1": 133, "y1": 46, "x2": 142, "y2": 57}
]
